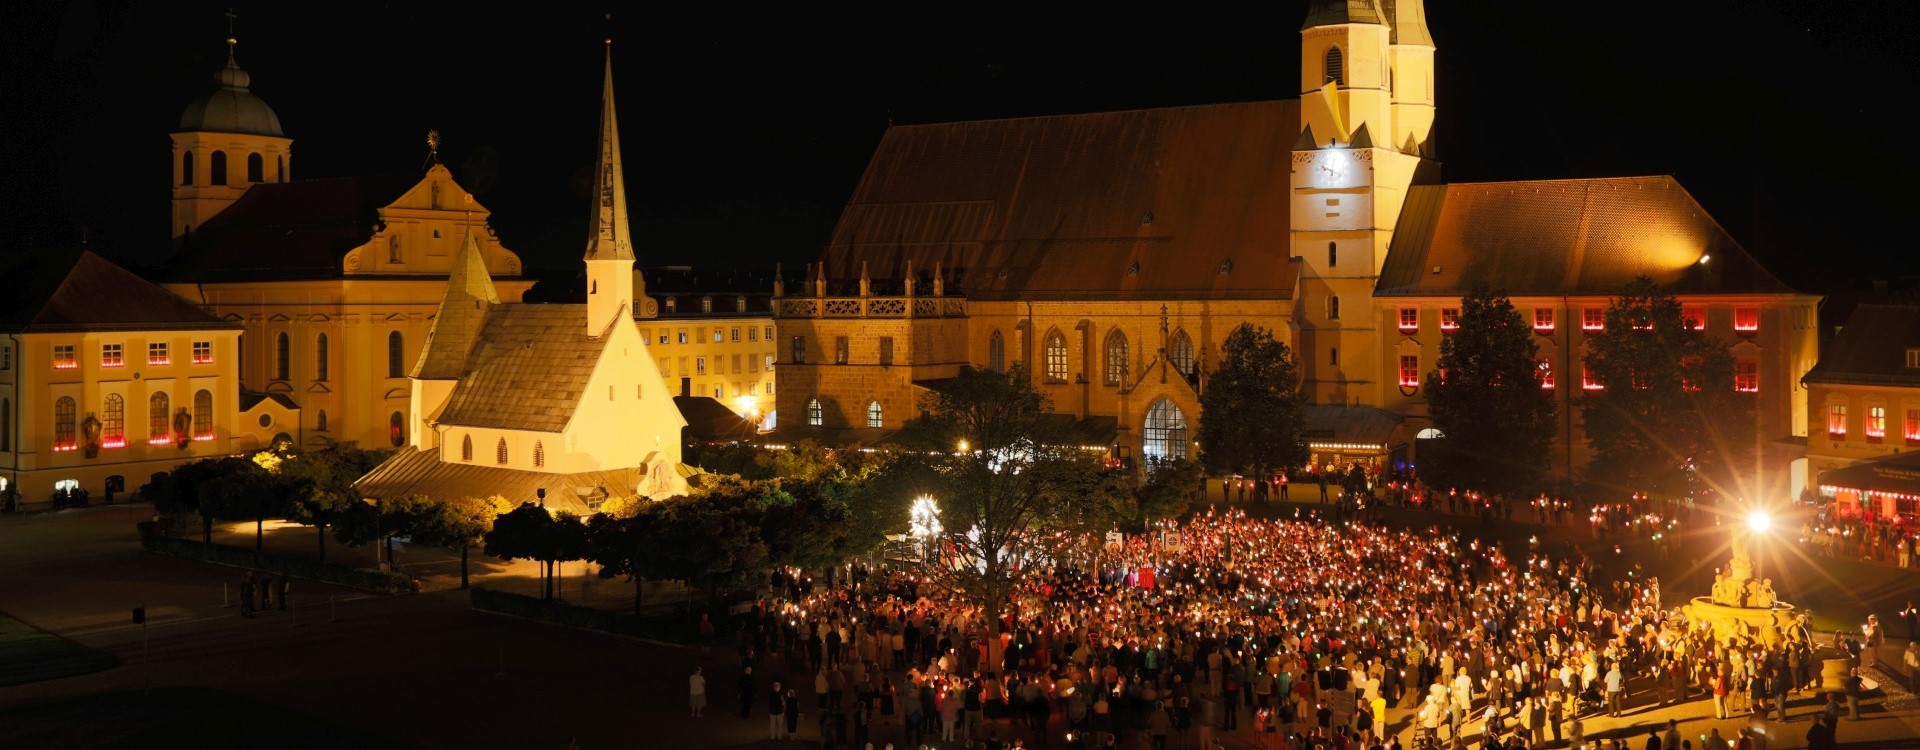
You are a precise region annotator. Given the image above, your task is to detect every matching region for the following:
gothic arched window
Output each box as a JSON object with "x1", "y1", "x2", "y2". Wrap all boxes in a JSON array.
[
  {"x1": 461, "y1": 434, "x2": 473, "y2": 461},
  {"x1": 807, "y1": 398, "x2": 824, "y2": 426},
  {"x1": 867, "y1": 400, "x2": 883, "y2": 428},
  {"x1": 1043, "y1": 329, "x2": 1068, "y2": 383},
  {"x1": 988, "y1": 330, "x2": 1005, "y2": 372},
  {"x1": 533, "y1": 441, "x2": 545, "y2": 468},
  {"x1": 496, "y1": 438, "x2": 508, "y2": 465},
  {"x1": 1169, "y1": 329, "x2": 1196, "y2": 378},
  {"x1": 1143, "y1": 398, "x2": 1188, "y2": 462},
  {"x1": 1324, "y1": 46, "x2": 1344, "y2": 85},
  {"x1": 1104, "y1": 330, "x2": 1129, "y2": 387}
]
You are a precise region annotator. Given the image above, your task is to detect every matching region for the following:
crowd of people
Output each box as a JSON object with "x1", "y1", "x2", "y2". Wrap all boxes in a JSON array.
[{"x1": 703, "y1": 508, "x2": 1867, "y2": 750}]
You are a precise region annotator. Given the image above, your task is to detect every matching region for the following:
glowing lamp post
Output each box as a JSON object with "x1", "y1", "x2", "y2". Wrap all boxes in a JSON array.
[{"x1": 910, "y1": 495, "x2": 942, "y2": 565}]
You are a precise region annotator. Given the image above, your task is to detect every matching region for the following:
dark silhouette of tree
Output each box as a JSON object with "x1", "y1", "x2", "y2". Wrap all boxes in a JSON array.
[
  {"x1": 1196, "y1": 324, "x2": 1308, "y2": 487},
  {"x1": 1422, "y1": 285, "x2": 1557, "y2": 498}
]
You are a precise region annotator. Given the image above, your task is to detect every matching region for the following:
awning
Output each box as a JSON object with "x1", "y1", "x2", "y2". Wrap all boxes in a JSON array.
[
  {"x1": 753, "y1": 425, "x2": 901, "y2": 450},
  {"x1": 1301, "y1": 405, "x2": 1407, "y2": 453},
  {"x1": 1818, "y1": 451, "x2": 1920, "y2": 500}
]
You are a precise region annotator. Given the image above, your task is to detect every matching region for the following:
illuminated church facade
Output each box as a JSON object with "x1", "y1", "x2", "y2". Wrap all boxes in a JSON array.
[{"x1": 776, "y1": 0, "x2": 1818, "y2": 491}]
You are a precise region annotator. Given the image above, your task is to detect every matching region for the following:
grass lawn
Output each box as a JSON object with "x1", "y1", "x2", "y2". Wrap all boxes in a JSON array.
[
  {"x1": 0, "y1": 686, "x2": 412, "y2": 749},
  {"x1": 0, "y1": 613, "x2": 119, "y2": 688}
]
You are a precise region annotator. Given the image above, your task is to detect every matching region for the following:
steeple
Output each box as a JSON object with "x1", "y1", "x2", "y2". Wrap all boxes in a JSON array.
[
  {"x1": 584, "y1": 41, "x2": 637, "y2": 336},
  {"x1": 412, "y1": 234, "x2": 499, "y2": 379}
]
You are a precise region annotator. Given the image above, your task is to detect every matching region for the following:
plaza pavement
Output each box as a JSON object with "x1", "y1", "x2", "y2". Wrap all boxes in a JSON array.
[{"x1": 2, "y1": 503, "x2": 1919, "y2": 748}]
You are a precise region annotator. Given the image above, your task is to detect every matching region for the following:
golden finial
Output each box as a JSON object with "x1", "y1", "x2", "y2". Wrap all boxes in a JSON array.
[
  {"x1": 426, "y1": 129, "x2": 441, "y2": 162},
  {"x1": 224, "y1": 8, "x2": 238, "y2": 60}
]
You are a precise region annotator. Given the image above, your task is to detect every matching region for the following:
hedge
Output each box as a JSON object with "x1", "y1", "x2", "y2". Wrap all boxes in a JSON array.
[
  {"x1": 468, "y1": 586, "x2": 741, "y2": 643},
  {"x1": 136, "y1": 521, "x2": 415, "y2": 594}
]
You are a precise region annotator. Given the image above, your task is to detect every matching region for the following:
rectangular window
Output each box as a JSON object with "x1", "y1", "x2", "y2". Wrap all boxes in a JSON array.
[
  {"x1": 748, "y1": 327, "x2": 757, "y2": 342},
  {"x1": 101, "y1": 343, "x2": 124, "y2": 368},
  {"x1": 149, "y1": 342, "x2": 170, "y2": 366},
  {"x1": 1440, "y1": 309, "x2": 1460, "y2": 331},
  {"x1": 1398, "y1": 355, "x2": 1420, "y2": 387},
  {"x1": 677, "y1": 329, "x2": 688, "y2": 344},
  {"x1": 659, "y1": 358, "x2": 668, "y2": 375},
  {"x1": 1734, "y1": 360, "x2": 1758, "y2": 393},
  {"x1": 1582, "y1": 308, "x2": 1605, "y2": 331},
  {"x1": 1906, "y1": 409, "x2": 1920, "y2": 444},
  {"x1": 1398, "y1": 308, "x2": 1418, "y2": 333},
  {"x1": 835, "y1": 336, "x2": 849, "y2": 365},
  {"x1": 732, "y1": 354, "x2": 741, "y2": 373},
  {"x1": 765, "y1": 354, "x2": 775, "y2": 371},
  {"x1": 53, "y1": 345, "x2": 76, "y2": 369},
  {"x1": 712, "y1": 330, "x2": 723, "y2": 343},
  {"x1": 766, "y1": 380, "x2": 774, "y2": 395},
  {"x1": 659, "y1": 333, "x2": 669, "y2": 345},
  {"x1": 879, "y1": 337, "x2": 895, "y2": 366},
  {"x1": 713, "y1": 385, "x2": 723, "y2": 399},
  {"x1": 1329, "y1": 347, "x2": 1339, "y2": 367},
  {"x1": 730, "y1": 327, "x2": 740, "y2": 343},
  {"x1": 1, "y1": 345, "x2": 10, "y2": 371},
  {"x1": 765, "y1": 326, "x2": 773, "y2": 341},
  {"x1": 1533, "y1": 308, "x2": 1555, "y2": 333},
  {"x1": 1582, "y1": 365, "x2": 1603, "y2": 391},
  {"x1": 696, "y1": 357, "x2": 707, "y2": 375},
  {"x1": 1682, "y1": 307, "x2": 1706, "y2": 331},
  {"x1": 1828, "y1": 404, "x2": 1848, "y2": 438},
  {"x1": 677, "y1": 357, "x2": 687, "y2": 376},
  {"x1": 1734, "y1": 307, "x2": 1759, "y2": 333},
  {"x1": 1868, "y1": 406, "x2": 1887, "y2": 442},
  {"x1": 192, "y1": 340, "x2": 213, "y2": 364},
  {"x1": 1907, "y1": 348, "x2": 1920, "y2": 369},
  {"x1": 1537, "y1": 358, "x2": 1554, "y2": 389},
  {"x1": 790, "y1": 336, "x2": 806, "y2": 364}
]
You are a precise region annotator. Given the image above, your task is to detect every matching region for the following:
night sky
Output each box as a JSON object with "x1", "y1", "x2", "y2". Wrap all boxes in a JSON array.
[{"x1": 4, "y1": 1, "x2": 1917, "y2": 291}]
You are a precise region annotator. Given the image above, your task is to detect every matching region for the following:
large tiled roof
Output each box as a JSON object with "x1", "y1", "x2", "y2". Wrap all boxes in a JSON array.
[
  {"x1": 0, "y1": 250, "x2": 238, "y2": 333},
  {"x1": 413, "y1": 236, "x2": 502, "y2": 379},
  {"x1": 1803, "y1": 304, "x2": 1920, "y2": 387},
  {"x1": 1376, "y1": 176, "x2": 1796, "y2": 298},
  {"x1": 818, "y1": 101, "x2": 1301, "y2": 302},
  {"x1": 433, "y1": 304, "x2": 611, "y2": 433},
  {"x1": 354, "y1": 446, "x2": 651, "y2": 515},
  {"x1": 168, "y1": 174, "x2": 421, "y2": 281}
]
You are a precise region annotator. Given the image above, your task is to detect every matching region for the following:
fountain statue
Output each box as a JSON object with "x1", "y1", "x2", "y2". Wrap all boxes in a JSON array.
[{"x1": 1686, "y1": 526, "x2": 1800, "y2": 647}]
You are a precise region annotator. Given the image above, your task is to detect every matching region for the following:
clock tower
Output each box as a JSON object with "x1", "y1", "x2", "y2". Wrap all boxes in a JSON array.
[{"x1": 1292, "y1": 0, "x2": 1437, "y2": 407}]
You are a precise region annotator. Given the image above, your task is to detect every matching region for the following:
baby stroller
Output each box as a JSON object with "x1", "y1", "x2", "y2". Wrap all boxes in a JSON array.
[{"x1": 1575, "y1": 682, "x2": 1604, "y2": 716}]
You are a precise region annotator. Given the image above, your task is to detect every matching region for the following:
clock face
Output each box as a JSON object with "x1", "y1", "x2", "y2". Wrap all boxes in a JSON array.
[{"x1": 1318, "y1": 153, "x2": 1349, "y2": 182}]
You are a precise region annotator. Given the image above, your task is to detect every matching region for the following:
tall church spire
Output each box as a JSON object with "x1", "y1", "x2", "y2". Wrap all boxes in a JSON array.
[{"x1": 584, "y1": 40, "x2": 637, "y2": 336}]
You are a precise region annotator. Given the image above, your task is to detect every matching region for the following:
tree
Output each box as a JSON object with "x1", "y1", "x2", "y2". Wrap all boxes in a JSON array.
[
  {"x1": 193, "y1": 456, "x2": 288, "y2": 549},
  {"x1": 897, "y1": 365, "x2": 1118, "y2": 642},
  {"x1": 281, "y1": 442, "x2": 393, "y2": 562},
  {"x1": 483, "y1": 503, "x2": 589, "y2": 600},
  {"x1": 333, "y1": 494, "x2": 428, "y2": 569},
  {"x1": 1580, "y1": 277, "x2": 1753, "y2": 499},
  {"x1": 587, "y1": 501, "x2": 676, "y2": 614},
  {"x1": 144, "y1": 458, "x2": 226, "y2": 544},
  {"x1": 1421, "y1": 285, "x2": 1558, "y2": 498},
  {"x1": 412, "y1": 496, "x2": 504, "y2": 589},
  {"x1": 1196, "y1": 323, "x2": 1308, "y2": 485},
  {"x1": 1114, "y1": 457, "x2": 1203, "y2": 530}
]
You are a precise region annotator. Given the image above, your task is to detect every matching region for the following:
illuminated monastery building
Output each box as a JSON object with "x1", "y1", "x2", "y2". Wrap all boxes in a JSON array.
[{"x1": 776, "y1": 0, "x2": 1817, "y2": 489}]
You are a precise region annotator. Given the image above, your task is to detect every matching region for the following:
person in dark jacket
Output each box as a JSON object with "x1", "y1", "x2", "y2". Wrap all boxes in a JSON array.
[{"x1": 739, "y1": 666, "x2": 757, "y2": 719}]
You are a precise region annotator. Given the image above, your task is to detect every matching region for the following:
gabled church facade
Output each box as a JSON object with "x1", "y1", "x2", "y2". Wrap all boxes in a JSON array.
[
  {"x1": 777, "y1": 0, "x2": 1818, "y2": 492},
  {"x1": 355, "y1": 47, "x2": 688, "y2": 513}
]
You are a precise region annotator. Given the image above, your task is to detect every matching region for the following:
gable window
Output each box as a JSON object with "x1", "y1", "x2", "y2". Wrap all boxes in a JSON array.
[
  {"x1": 389, "y1": 412, "x2": 405, "y2": 447},
  {"x1": 1399, "y1": 355, "x2": 1421, "y2": 388},
  {"x1": 1537, "y1": 358, "x2": 1554, "y2": 390},
  {"x1": 1682, "y1": 306, "x2": 1706, "y2": 331},
  {"x1": 879, "y1": 337, "x2": 895, "y2": 366},
  {"x1": 988, "y1": 330, "x2": 1005, "y2": 371},
  {"x1": 388, "y1": 331, "x2": 405, "y2": 378},
  {"x1": 1398, "y1": 308, "x2": 1418, "y2": 333},
  {"x1": 1323, "y1": 46, "x2": 1344, "y2": 85},
  {"x1": 149, "y1": 393, "x2": 170, "y2": 444},
  {"x1": 275, "y1": 332, "x2": 290, "y2": 380},
  {"x1": 736, "y1": 297, "x2": 747, "y2": 313},
  {"x1": 102, "y1": 343, "x2": 124, "y2": 368},
  {"x1": 1909, "y1": 348, "x2": 1920, "y2": 369},
  {"x1": 834, "y1": 336, "x2": 849, "y2": 365},
  {"x1": 1867, "y1": 406, "x2": 1887, "y2": 442},
  {"x1": 1169, "y1": 330, "x2": 1195, "y2": 379},
  {"x1": 1734, "y1": 307, "x2": 1759, "y2": 334},
  {"x1": 665, "y1": 298, "x2": 676, "y2": 313},
  {"x1": 533, "y1": 441, "x2": 545, "y2": 468},
  {"x1": 1533, "y1": 308, "x2": 1555, "y2": 333},
  {"x1": 246, "y1": 153, "x2": 263, "y2": 183},
  {"x1": 807, "y1": 398, "x2": 823, "y2": 426},
  {"x1": 315, "y1": 334, "x2": 329, "y2": 381},
  {"x1": 867, "y1": 400, "x2": 883, "y2": 428},
  {"x1": 1104, "y1": 330, "x2": 1129, "y2": 387},
  {"x1": 193, "y1": 390, "x2": 213, "y2": 440},
  {"x1": 53, "y1": 345, "x2": 76, "y2": 369},
  {"x1": 496, "y1": 438, "x2": 509, "y2": 465},
  {"x1": 1582, "y1": 308, "x2": 1605, "y2": 331},
  {"x1": 1734, "y1": 360, "x2": 1758, "y2": 393},
  {"x1": 461, "y1": 434, "x2": 473, "y2": 461},
  {"x1": 1828, "y1": 404, "x2": 1848, "y2": 438},
  {"x1": 210, "y1": 150, "x2": 228, "y2": 185},
  {"x1": 701, "y1": 297, "x2": 713, "y2": 313},
  {"x1": 1043, "y1": 330, "x2": 1068, "y2": 383},
  {"x1": 53, "y1": 396, "x2": 77, "y2": 451},
  {"x1": 149, "y1": 342, "x2": 170, "y2": 366},
  {"x1": 102, "y1": 394, "x2": 125, "y2": 448},
  {"x1": 1439, "y1": 309, "x2": 1460, "y2": 332}
]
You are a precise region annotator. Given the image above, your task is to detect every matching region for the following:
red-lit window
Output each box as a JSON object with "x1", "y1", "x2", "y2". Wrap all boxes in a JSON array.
[
  {"x1": 1399, "y1": 355, "x2": 1421, "y2": 387},
  {"x1": 52, "y1": 345, "x2": 76, "y2": 369},
  {"x1": 1828, "y1": 404, "x2": 1848, "y2": 438},
  {"x1": 1867, "y1": 406, "x2": 1886, "y2": 442},
  {"x1": 192, "y1": 341, "x2": 213, "y2": 364},
  {"x1": 1582, "y1": 366, "x2": 1603, "y2": 391},
  {"x1": 1734, "y1": 307, "x2": 1759, "y2": 334},
  {"x1": 1533, "y1": 308, "x2": 1554, "y2": 333},
  {"x1": 101, "y1": 343, "x2": 123, "y2": 368},
  {"x1": 1682, "y1": 307, "x2": 1706, "y2": 331},
  {"x1": 1906, "y1": 409, "x2": 1920, "y2": 445},
  {"x1": 148, "y1": 342, "x2": 170, "y2": 366},
  {"x1": 1398, "y1": 308, "x2": 1418, "y2": 333},
  {"x1": 1582, "y1": 308, "x2": 1604, "y2": 331},
  {"x1": 1734, "y1": 360, "x2": 1758, "y2": 393},
  {"x1": 1440, "y1": 309, "x2": 1460, "y2": 331},
  {"x1": 1537, "y1": 358, "x2": 1554, "y2": 389}
]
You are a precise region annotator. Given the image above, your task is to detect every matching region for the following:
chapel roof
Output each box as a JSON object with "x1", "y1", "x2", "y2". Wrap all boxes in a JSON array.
[
  {"x1": 167, "y1": 174, "x2": 423, "y2": 281},
  {"x1": 432, "y1": 304, "x2": 612, "y2": 433}
]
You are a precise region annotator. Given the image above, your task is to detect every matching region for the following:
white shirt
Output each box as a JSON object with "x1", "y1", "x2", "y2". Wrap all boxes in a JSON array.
[{"x1": 690, "y1": 673, "x2": 706, "y2": 695}]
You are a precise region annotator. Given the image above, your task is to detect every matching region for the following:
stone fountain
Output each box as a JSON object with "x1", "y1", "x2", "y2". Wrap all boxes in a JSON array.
[{"x1": 1684, "y1": 529, "x2": 1801, "y2": 647}]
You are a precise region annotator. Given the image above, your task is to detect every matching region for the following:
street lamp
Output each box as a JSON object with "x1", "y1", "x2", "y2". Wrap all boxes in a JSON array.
[
  {"x1": 1748, "y1": 510, "x2": 1772, "y2": 533},
  {"x1": 910, "y1": 495, "x2": 941, "y2": 564}
]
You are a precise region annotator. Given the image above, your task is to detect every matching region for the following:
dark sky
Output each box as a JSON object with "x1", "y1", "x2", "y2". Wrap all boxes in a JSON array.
[{"x1": 4, "y1": 1, "x2": 1916, "y2": 290}]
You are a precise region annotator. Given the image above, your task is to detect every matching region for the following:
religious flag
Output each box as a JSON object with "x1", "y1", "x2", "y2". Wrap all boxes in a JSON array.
[{"x1": 1321, "y1": 80, "x2": 1348, "y2": 143}]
